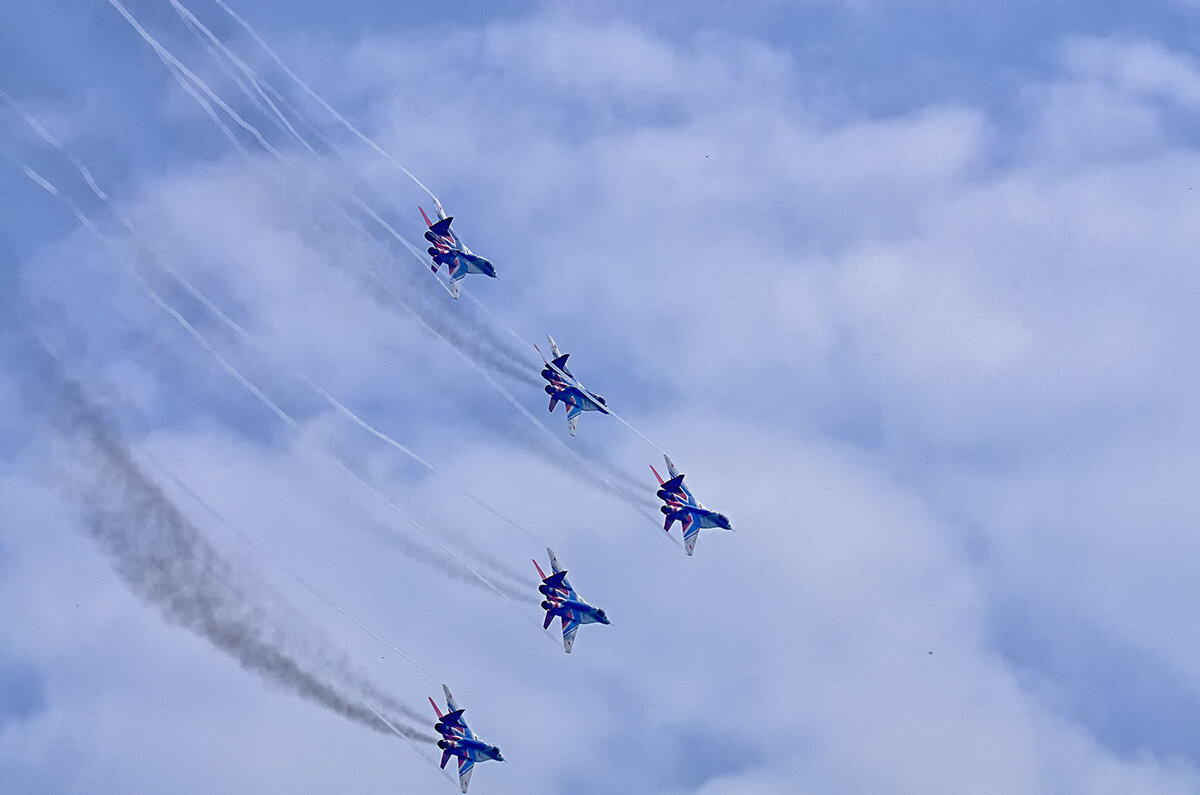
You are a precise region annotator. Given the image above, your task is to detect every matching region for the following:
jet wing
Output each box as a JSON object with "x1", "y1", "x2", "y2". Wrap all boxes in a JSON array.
[
  {"x1": 561, "y1": 612, "x2": 581, "y2": 653},
  {"x1": 663, "y1": 509, "x2": 699, "y2": 555},
  {"x1": 442, "y1": 685, "x2": 475, "y2": 741},
  {"x1": 664, "y1": 454, "x2": 680, "y2": 479},
  {"x1": 457, "y1": 754, "x2": 474, "y2": 793},
  {"x1": 566, "y1": 402, "x2": 582, "y2": 436},
  {"x1": 432, "y1": 250, "x2": 495, "y2": 283},
  {"x1": 681, "y1": 514, "x2": 701, "y2": 556},
  {"x1": 443, "y1": 684, "x2": 461, "y2": 714}
]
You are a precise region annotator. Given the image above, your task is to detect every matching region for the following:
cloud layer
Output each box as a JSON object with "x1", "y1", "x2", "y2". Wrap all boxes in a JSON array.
[{"x1": 4, "y1": 4, "x2": 1200, "y2": 793}]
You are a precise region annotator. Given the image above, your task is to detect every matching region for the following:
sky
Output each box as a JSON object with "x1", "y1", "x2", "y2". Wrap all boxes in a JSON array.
[{"x1": 3, "y1": 0, "x2": 1200, "y2": 793}]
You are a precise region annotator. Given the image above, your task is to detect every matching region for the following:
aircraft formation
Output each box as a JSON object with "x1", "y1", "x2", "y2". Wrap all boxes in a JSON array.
[
  {"x1": 414, "y1": 199, "x2": 732, "y2": 789},
  {"x1": 2, "y1": 2, "x2": 736, "y2": 790}
]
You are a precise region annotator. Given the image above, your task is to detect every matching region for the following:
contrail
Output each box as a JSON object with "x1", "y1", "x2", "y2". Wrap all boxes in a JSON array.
[
  {"x1": 0, "y1": 87, "x2": 109, "y2": 201},
  {"x1": 102, "y1": 0, "x2": 540, "y2": 383},
  {"x1": 9, "y1": 157, "x2": 554, "y2": 637},
  {"x1": 110, "y1": 0, "x2": 645, "y2": 488},
  {"x1": 105, "y1": 0, "x2": 291, "y2": 164},
  {"x1": 47, "y1": 377, "x2": 435, "y2": 748},
  {"x1": 5, "y1": 89, "x2": 634, "y2": 526},
  {"x1": 18, "y1": 6, "x2": 658, "y2": 523},
  {"x1": 160, "y1": 0, "x2": 539, "y2": 381},
  {"x1": 169, "y1": 0, "x2": 317, "y2": 157},
  {"x1": 206, "y1": 0, "x2": 436, "y2": 198}
]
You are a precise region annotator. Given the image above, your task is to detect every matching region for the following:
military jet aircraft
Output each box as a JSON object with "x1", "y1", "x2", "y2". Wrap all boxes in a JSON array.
[
  {"x1": 537, "y1": 335, "x2": 609, "y2": 436},
  {"x1": 533, "y1": 547, "x2": 610, "y2": 653},
  {"x1": 650, "y1": 454, "x2": 732, "y2": 556},
  {"x1": 429, "y1": 684, "x2": 503, "y2": 793},
  {"x1": 420, "y1": 198, "x2": 497, "y2": 298}
]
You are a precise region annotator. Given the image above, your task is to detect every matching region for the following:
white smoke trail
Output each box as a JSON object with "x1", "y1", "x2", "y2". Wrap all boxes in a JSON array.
[
  {"x1": 173, "y1": 7, "x2": 314, "y2": 156},
  {"x1": 165, "y1": 1, "x2": 541, "y2": 380},
  {"x1": 0, "y1": 87, "x2": 109, "y2": 201},
  {"x1": 3, "y1": 94, "x2": 550, "y2": 548},
  {"x1": 169, "y1": 0, "x2": 317, "y2": 157},
  {"x1": 11, "y1": 158, "x2": 557, "y2": 639},
  {"x1": 105, "y1": 0, "x2": 293, "y2": 164},
  {"x1": 206, "y1": 0, "x2": 437, "y2": 198},
  {"x1": 25, "y1": 2, "x2": 660, "y2": 522},
  {"x1": 100, "y1": 1, "x2": 538, "y2": 381}
]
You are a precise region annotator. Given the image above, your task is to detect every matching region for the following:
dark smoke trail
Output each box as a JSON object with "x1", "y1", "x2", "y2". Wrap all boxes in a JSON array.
[{"x1": 50, "y1": 382, "x2": 433, "y2": 744}]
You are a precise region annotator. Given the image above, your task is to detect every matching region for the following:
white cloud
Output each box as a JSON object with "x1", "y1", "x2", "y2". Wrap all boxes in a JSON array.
[
  {"x1": 5, "y1": 7, "x2": 1200, "y2": 795},
  {"x1": 1023, "y1": 38, "x2": 1200, "y2": 161}
]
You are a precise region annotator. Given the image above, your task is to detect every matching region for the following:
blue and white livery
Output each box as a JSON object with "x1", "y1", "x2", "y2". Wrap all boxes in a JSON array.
[
  {"x1": 429, "y1": 684, "x2": 504, "y2": 793},
  {"x1": 533, "y1": 547, "x2": 610, "y2": 653},
  {"x1": 650, "y1": 454, "x2": 733, "y2": 556},
  {"x1": 537, "y1": 335, "x2": 609, "y2": 436},
  {"x1": 420, "y1": 198, "x2": 497, "y2": 298}
]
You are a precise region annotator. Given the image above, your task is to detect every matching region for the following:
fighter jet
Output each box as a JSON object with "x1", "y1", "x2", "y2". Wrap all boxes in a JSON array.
[
  {"x1": 429, "y1": 684, "x2": 503, "y2": 793},
  {"x1": 650, "y1": 454, "x2": 732, "y2": 556},
  {"x1": 537, "y1": 335, "x2": 609, "y2": 436},
  {"x1": 533, "y1": 547, "x2": 610, "y2": 653},
  {"x1": 420, "y1": 198, "x2": 497, "y2": 298}
]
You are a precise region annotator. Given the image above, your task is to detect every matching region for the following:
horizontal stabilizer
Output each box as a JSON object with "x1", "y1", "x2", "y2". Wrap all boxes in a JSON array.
[
  {"x1": 660, "y1": 474, "x2": 686, "y2": 494},
  {"x1": 429, "y1": 216, "x2": 455, "y2": 237}
]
